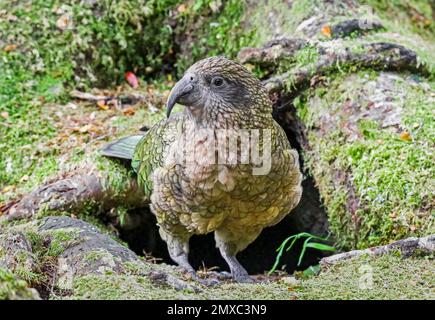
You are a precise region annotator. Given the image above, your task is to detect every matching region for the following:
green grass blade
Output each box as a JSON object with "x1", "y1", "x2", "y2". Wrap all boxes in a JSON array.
[
  {"x1": 305, "y1": 242, "x2": 336, "y2": 252},
  {"x1": 268, "y1": 236, "x2": 295, "y2": 275},
  {"x1": 297, "y1": 236, "x2": 313, "y2": 266}
]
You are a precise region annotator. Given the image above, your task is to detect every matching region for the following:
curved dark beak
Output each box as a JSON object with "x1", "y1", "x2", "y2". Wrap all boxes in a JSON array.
[{"x1": 166, "y1": 76, "x2": 194, "y2": 118}]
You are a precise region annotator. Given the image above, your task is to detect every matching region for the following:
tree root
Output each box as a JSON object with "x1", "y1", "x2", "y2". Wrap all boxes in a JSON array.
[
  {"x1": 320, "y1": 235, "x2": 435, "y2": 266},
  {"x1": 1, "y1": 169, "x2": 146, "y2": 223},
  {"x1": 262, "y1": 42, "x2": 428, "y2": 97}
]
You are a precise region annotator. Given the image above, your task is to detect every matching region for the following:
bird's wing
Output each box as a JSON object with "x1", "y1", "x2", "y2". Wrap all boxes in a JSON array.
[
  {"x1": 272, "y1": 120, "x2": 292, "y2": 151},
  {"x1": 132, "y1": 113, "x2": 186, "y2": 198},
  {"x1": 100, "y1": 135, "x2": 144, "y2": 159}
]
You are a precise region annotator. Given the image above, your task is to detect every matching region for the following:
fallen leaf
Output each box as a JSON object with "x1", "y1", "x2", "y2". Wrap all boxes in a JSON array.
[
  {"x1": 122, "y1": 107, "x2": 136, "y2": 116},
  {"x1": 97, "y1": 100, "x2": 108, "y2": 110},
  {"x1": 321, "y1": 25, "x2": 332, "y2": 37},
  {"x1": 399, "y1": 131, "x2": 412, "y2": 141},
  {"x1": 367, "y1": 101, "x2": 375, "y2": 109},
  {"x1": 244, "y1": 63, "x2": 255, "y2": 72},
  {"x1": 1, "y1": 111, "x2": 9, "y2": 119},
  {"x1": 125, "y1": 71, "x2": 139, "y2": 88},
  {"x1": 310, "y1": 75, "x2": 326, "y2": 87},
  {"x1": 20, "y1": 175, "x2": 29, "y2": 182},
  {"x1": 177, "y1": 4, "x2": 187, "y2": 13},
  {"x1": 56, "y1": 14, "x2": 72, "y2": 30},
  {"x1": 7, "y1": 14, "x2": 18, "y2": 22},
  {"x1": 2, "y1": 185, "x2": 16, "y2": 193},
  {"x1": 79, "y1": 124, "x2": 92, "y2": 133},
  {"x1": 3, "y1": 44, "x2": 17, "y2": 52}
]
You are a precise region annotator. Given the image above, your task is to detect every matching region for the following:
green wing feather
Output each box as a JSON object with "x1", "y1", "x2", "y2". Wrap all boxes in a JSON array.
[{"x1": 132, "y1": 113, "x2": 186, "y2": 198}]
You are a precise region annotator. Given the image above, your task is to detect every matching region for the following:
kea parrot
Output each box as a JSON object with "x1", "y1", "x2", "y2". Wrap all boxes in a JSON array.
[{"x1": 101, "y1": 56, "x2": 302, "y2": 283}]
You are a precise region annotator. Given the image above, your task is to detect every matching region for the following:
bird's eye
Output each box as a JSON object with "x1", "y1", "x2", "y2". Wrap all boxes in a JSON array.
[{"x1": 211, "y1": 76, "x2": 224, "y2": 87}]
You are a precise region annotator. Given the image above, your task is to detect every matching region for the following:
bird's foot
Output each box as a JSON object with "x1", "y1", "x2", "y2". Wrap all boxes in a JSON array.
[
  {"x1": 199, "y1": 270, "x2": 255, "y2": 283},
  {"x1": 180, "y1": 267, "x2": 221, "y2": 287},
  {"x1": 233, "y1": 273, "x2": 254, "y2": 284},
  {"x1": 231, "y1": 266, "x2": 254, "y2": 283},
  {"x1": 190, "y1": 272, "x2": 221, "y2": 287},
  {"x1": 206, "y1": 270, "x2": 232, "y2": 280}
]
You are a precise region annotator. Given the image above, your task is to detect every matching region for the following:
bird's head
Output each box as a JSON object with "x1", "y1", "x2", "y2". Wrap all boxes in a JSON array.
[{"x1": 166, "y1": 56, "x2": 271, "y2": 127}]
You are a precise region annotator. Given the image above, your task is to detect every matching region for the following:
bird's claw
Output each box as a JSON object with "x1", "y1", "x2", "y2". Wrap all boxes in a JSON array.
[
  {"x1": 197, "y1": 277, "x2": 221, "y2": 287},
  {"x1": 180, "y1": 268, "x2": 221, "y2": 287},
  {"x1": 233, "y1": 274, "x2": 254, "y2": 284}
]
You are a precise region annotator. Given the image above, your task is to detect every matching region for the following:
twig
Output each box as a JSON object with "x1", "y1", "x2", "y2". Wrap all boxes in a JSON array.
[{"x1": 70, "y1": 90, "x2": 111, "y2": 101}]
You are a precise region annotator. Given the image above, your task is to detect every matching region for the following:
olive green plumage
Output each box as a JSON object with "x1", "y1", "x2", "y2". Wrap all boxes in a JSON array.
[{"x1": 104, "y1": 57, "x2": 302, "y2": 283}]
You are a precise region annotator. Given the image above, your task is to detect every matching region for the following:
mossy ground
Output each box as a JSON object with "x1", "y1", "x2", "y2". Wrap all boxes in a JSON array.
[
  {"x1": 0, "y1": 268, "x2": 40, "y2": 300},
  {"x1": 296, "y1": 251, "x2": 434, "y2": 300},
  {"x1": 50, "y1": 251, "x2": 435, "y2": 300},
  {"x1": 360, "y1": 0, "x2": 435, "y2": 41}
]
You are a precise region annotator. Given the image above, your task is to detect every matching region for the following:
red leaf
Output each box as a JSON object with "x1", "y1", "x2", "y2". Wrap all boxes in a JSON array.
[{"x1": 125, "y1": 71, "x2": 139, "y2": 88}]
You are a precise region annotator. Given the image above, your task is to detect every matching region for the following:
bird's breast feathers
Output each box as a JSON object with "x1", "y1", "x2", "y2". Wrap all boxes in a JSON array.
[{"x1": 150, "y1": 126, "x2": 302, "y2": 235}]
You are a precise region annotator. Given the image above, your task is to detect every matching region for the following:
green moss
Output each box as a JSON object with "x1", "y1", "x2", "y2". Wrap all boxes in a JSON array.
[
  {"x1": 95, "y1": 156, "x2": 135, "y2": 196},
  {"x1": 296, "y1": 252, "x2": 435, "y2": 300},
  {"x1": 69, "y1": 273, "x2": 292, "y2": 300},
  {"x1": 297, "y1": 73, "x2": 435, "y2": 249},
  {"x1": 360, "y1": 0, "x2": 435, "y2": 41},
  {"x1": 25, "y1": 231, "x2": 46, "y2": 255},
  {"x1": 175, "y1": 0, "x2": 254, "y2": 73},
  {"x1": 45, "y1": 230, "x2": 77, "y2": 257},
  {"x1": 0, "y1": 0, "x2": 183, "y2": 86},
  {"x1": 24, "y1": 228, "x2": 77, "y2": 259},
  {"x1": 70, "y1": 274, "x2": 174, "y2": 300},
  {"x1": 64, "y1": 251, "x2": 435, "y2": 300},
  {"x1": 0, "y1": 268, "x2": 40, "y2": 300}
]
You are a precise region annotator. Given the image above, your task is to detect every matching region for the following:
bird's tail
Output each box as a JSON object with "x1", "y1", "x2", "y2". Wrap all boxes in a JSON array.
[{"x1": 100, "y1": 135, "x2": 144, "y2": 160}]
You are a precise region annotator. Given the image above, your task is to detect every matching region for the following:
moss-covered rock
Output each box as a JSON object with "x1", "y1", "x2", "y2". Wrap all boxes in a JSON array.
[
  {"x1": 0, "y1": 268, "x2": 41, "y2": 300},
  {"x1": 295, "y1": 72, "x2": 434, "y2": 249}
]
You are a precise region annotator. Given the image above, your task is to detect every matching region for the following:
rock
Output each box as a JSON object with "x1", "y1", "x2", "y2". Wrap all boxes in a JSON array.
[
  {"x1": 0, "y1": 268, "x2": 41, "y2": 300},
  {"x1": 37, "y1": 216, "x2": 139, "y2": 290}
]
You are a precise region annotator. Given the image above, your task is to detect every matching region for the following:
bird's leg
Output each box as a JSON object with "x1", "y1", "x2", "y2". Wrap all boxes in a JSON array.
[
  {"x1": 162, "y1": 231, "x2": 218, "y2": 286},
  {"x1": 221, "y1": 253, "x2": 253, "y2": 283},
  {"x1": 164, "y1": 232, "x2": 195, "y2": 274},
  {"x1": 215, "y1": 231, "x2": 254, "y2": 283}
]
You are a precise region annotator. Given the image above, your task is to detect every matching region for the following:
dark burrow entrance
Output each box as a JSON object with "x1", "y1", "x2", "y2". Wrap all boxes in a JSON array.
[{"x1": 118, "y1": 98, "x2": 330, "y2": 275}]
